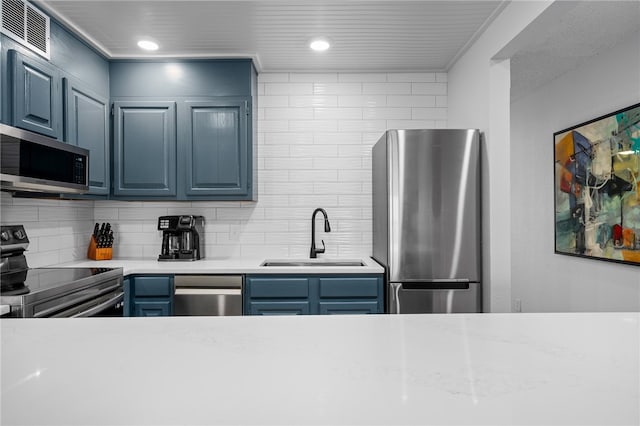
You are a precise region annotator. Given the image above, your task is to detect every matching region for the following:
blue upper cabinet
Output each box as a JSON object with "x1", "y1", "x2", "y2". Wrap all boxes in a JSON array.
[
  {"x1": 179, "y1": 99, "x2": 250, "y2": 198},
  {"x1": 9, "y1": 49, "x2": 61, "y2": 138},
  {"x1": 110, "y1": 59, "x2": 256, "y2": 201},
  {"x1": 63, "y1": 76, "x2": 109, "y2": 195},
  {"x1": 112, "y1": 101, "x2": 177, "y2": 197}
]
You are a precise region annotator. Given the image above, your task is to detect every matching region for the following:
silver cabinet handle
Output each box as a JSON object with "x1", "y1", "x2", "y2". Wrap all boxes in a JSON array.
[{"x1": 175, "y1": 288, "x2": 241, "y2": 296}]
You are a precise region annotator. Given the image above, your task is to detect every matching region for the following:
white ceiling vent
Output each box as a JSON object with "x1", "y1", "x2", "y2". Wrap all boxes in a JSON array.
[{"x1": 1, "y1": 0, "x2": 50, "y2": 59}]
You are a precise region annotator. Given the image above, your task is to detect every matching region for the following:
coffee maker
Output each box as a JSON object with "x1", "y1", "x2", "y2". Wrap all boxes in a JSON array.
[{"x1": 158, "y1": 215, "x2": 205, "y2": 261}]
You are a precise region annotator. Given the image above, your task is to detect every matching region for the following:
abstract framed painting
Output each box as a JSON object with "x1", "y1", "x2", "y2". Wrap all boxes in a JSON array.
[{"x1": 554, "y1": 102, "x2": 640, "y2": 266}]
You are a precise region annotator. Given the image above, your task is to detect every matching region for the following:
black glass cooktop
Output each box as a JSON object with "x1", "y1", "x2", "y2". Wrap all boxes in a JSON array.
[{"x1": 1, "y1": 268, "x2": 117, "y2": 296}]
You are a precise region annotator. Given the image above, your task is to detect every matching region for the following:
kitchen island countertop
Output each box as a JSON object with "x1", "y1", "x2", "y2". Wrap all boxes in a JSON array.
[
  {"x1": 1, "y1": 312, "x2": 638, "y2": 425},
  {"x1": 56, "y1": 256, "x2": 384, "y2": 275}
]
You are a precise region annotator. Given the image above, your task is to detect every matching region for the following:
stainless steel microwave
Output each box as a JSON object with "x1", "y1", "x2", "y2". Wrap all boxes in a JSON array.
[{"x1": 0, "y1": 124, "x2": 89, "y2": 194}]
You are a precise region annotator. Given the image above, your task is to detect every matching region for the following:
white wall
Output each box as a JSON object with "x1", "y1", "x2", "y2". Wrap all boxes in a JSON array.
[
  {"x1": 447, "y1": 1, "x2": 553, "y2": 312},
  {"x1": 511, "y1": 31, "x2": 640, "y2": 312},
  {"x1": 1, "y1": 72, "x2": 447, "y2": 265}
]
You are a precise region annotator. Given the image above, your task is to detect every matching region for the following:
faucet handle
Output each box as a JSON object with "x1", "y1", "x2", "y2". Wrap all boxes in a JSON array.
[{"x1": 317, "y1": 240, "x2": 326, "y2": 254}]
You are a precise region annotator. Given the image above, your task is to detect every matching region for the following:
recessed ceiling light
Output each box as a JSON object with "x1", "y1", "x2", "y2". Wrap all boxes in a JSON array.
[
  {"x1": 309, "y1": 38, "x2": 331, "y2": 52},
  {"x1": 137, "y1": 40, "x2": 159, "y2": 51}
]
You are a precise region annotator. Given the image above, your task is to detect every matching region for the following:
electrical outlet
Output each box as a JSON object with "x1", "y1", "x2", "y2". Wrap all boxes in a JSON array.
[{"x1": 514, "y1": 299, "x2": 522, "y2": 313}]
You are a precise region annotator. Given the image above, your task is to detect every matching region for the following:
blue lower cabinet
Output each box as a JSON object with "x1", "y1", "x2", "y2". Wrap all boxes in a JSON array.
[
  {"x1": 134, "y1": 300, "x2": 172, "y2": 317},
  {"x1": 124, "y1": 275, "x2": 174, "y2": 317},
  {"x1": 319, "y1": 301, "x2": 381, "y2": 315},
  {"x1": 248, "y1": 301, "x2": 310, "y2": 316},
  {"x1": 244, "y1": 274, "x2": 383, "y2": 315}
]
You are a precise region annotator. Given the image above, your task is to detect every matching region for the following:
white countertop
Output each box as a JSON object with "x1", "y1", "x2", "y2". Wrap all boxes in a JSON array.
[
  {"x1": 56, "y1": 256, "x2": 384, "y2": 275},
  {"x1": 1, "y1": 313, "x2": 638, "y2": 425}
]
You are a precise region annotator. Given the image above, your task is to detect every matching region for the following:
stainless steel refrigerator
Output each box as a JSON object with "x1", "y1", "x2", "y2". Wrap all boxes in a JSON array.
[{"x1": 372, "y1": 129, "x2": 482, "y2": 314}]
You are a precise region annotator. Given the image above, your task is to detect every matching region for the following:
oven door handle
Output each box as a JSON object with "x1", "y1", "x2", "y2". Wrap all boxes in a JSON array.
[
  {"x1": 175, "y1": 288, "x2": 241, "y2": 296},
  {"x1": 71, "y1": 292, "x2": 124, "y2": 318}
]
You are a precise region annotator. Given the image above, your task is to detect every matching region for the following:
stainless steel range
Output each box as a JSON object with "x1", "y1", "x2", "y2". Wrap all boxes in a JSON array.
[{"x1": 0, "y1": 225, "x2": 124, "y2": 318}]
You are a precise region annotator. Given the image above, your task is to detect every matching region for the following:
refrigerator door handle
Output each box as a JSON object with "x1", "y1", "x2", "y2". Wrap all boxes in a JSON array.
[{"x1": 400, "y1": 281, "x2": 471, "y2": 290}]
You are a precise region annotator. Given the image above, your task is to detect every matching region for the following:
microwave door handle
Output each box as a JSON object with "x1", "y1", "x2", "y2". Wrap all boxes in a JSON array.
[{"x1": 71, "y1": 292, "x2": 124, "y2": 318}]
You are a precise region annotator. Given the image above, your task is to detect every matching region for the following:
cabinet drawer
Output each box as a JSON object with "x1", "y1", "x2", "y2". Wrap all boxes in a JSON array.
[
  {"x1": 319, "y1": 301, "x2": 381, "y2": 315},
  {"x1": 133, "y1": 276, "x2": 173, "y2": 297},
  {"x1": 249, "y1": 301, "x2": 310, "y2": 315},
  {"x1": 247, "y1": 278, "x2": 309, "y2": 298},
  {"x1": 318, "y1": 277, "x2": 380, "y2": 298},
  {"x1": 134, "y1": 300, "x2": 171, "y2": 316}
]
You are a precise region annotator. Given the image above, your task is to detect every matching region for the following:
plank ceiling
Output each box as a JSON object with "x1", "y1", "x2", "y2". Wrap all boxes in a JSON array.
[{"x1": 39, "y1": 1, "x2": 506, "y2": 71}]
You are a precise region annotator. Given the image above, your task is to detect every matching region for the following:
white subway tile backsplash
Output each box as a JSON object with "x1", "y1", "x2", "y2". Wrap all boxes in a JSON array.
[
  {"x1": 387, "y1": 95, "x2": 436, "y2": 108},
  {"x1": 264, "y1": 157, "x2": 313, "y2": 170},
  {"x1": 290, "y1": 73, "x2": 338, "y2": 83},
  {"x1": 2, "y1": 207, "x2": 39, "y2": 223},
  {"x1": 288, "y1": 120, "x2": 338, "y2": 133},
  {"x1": 363, "y1": 107, "x2": 411, "y2": 120},
  {"x1": 261, "y1": 182, "x2": 314, "y2": 196},
  {"x1": 313, "y1": 133, "x2": 361, "y2": 145},
  {"x1": 338, "y1": 120, "x2": 387, "y2": 133},
  {"x1": 313, "y1": 83, "x2": 362, "y2": 95},
  {"x1": 313, "y1": 182, "x2": 363, "y2": 195},
  {"x1": 338, "y1": 73, "x2": 387, "y2": 83},
  {"x1": 363, "y1": 83, "x2": 411, "y2": 95},
  {"x1": 314, "y1": 107, "x2": 363, "y2": 120},
  {"x1": 265, "y1": 107, "x2": 314, "y2": 120},
  {"x1": 0, "y1": 71, "x2": 446, "y2": 262},
  {"x1": 118, "y1": 207, "x2": 169, "y2": 221},
  {"x1": 257, "y1": 145, "x2": 290, "y2": 158},
  {"x1": 312, "y1": 157, "x2": 362, "y2": 170},
  {"x1": 288, "y1": 195, "x2": 338, "y2": 208},
  {"x1": 264, "y1": 132, "x2": 313, "y2": 145},
  {"x1": 290, "y1": 144, "x2": 338, "y2": 158},
  {"x1": 289, "y1": 169, "x2": 338, "y2": 183},
  {"x1": 412, "y1": 108, "x2": 448, "y2": 120},
  {"x1": 260, "y1": 170, "x2": 289, "y2": 182},
  {"x1": 258, "y1": 120, "x2": 289, "y2": 133},
  {"x1": 258, "y1": 73, "x2": 290, "y2": 83},
  {"x1": 337, "y1": 144, "x2": 371, "y2": 157},
  {"x1": 387, "y1": 72, "x2": 436, "y2": 83},
  {"x1": 338, "y1": 95, "x2": 387, "y2": 108},
  {"x1": 338, "y1": 195, "x2": 372, "y2": 207},
  {"x1": 265, "y1": 83, "x2": 313, "y2": 95},
  {"x1": 338, "y1": 169, "x2": 372, "y2": 182},
  {"x1": 259, "y1": 95, "x2": 289, "y2": 108},
  {"x1": 386, "y1": 119, "x2": 437, "y2": 129},
  {"x1": 289, "y1": 95, "x2": 338, "y2": 108},
  {"x1": 411, "y1": 82, "x2": 447, "y2": 95},
  {"x1": 166, "y1": 207, "x2": 215, "y2": 217},
  {"x1": 264, "y1": 207, "x2": 314, "y2": 220}
]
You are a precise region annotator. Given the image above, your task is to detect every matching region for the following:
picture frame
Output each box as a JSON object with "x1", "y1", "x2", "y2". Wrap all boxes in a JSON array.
[{"x1": 554, "y1": 102, "x2": 640, "y2": 266}]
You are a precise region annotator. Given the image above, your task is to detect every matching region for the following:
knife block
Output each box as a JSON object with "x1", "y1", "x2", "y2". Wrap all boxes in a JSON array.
[{"x1": 87, "y1": 236, "x2": 112, "y2": 260}]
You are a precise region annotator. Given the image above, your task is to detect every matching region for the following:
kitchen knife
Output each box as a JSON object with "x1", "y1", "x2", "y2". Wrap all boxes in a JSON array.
[{"x1": 93, "y1": 223, "x2": 100, "y2": 239}]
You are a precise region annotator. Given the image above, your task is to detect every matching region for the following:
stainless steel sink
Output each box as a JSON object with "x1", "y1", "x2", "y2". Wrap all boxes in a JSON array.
[{"x1": 261, "y1": 259, "x2": 365, "y2": 267}]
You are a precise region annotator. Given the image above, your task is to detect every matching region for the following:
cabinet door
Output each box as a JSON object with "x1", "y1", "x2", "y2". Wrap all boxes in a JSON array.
[
  {"x1": 133, "y1": 300, "x2": 172, "y2": 317},
  {"x1": 248, "y1": 301, "x2": 310, "y2": 315},
  {"x1": 9, "y1": 49, "x2": 61, "y2": 138},
  {"x1": 113, "y1": 101, "x2": 177, "y2": 197},
  {"x1": 63, "y1": 77, "x2": 109, "y2": 195},
  {"x1": 319, "y1": 301, "x2": 381, "y2": 315},
  {"x1": 180, "y1": 99, "x2": 250, "y2": 198}
]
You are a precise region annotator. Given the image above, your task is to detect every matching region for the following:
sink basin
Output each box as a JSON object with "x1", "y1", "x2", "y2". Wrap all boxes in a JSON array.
[{"x1": 261, "y1": 259, "x2": 365, "y2": 267}]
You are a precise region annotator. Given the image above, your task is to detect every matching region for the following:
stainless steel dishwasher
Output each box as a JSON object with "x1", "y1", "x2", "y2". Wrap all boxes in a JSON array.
[{"x1": 173, "y1": 275, "x2": 243, "y2": 316}]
